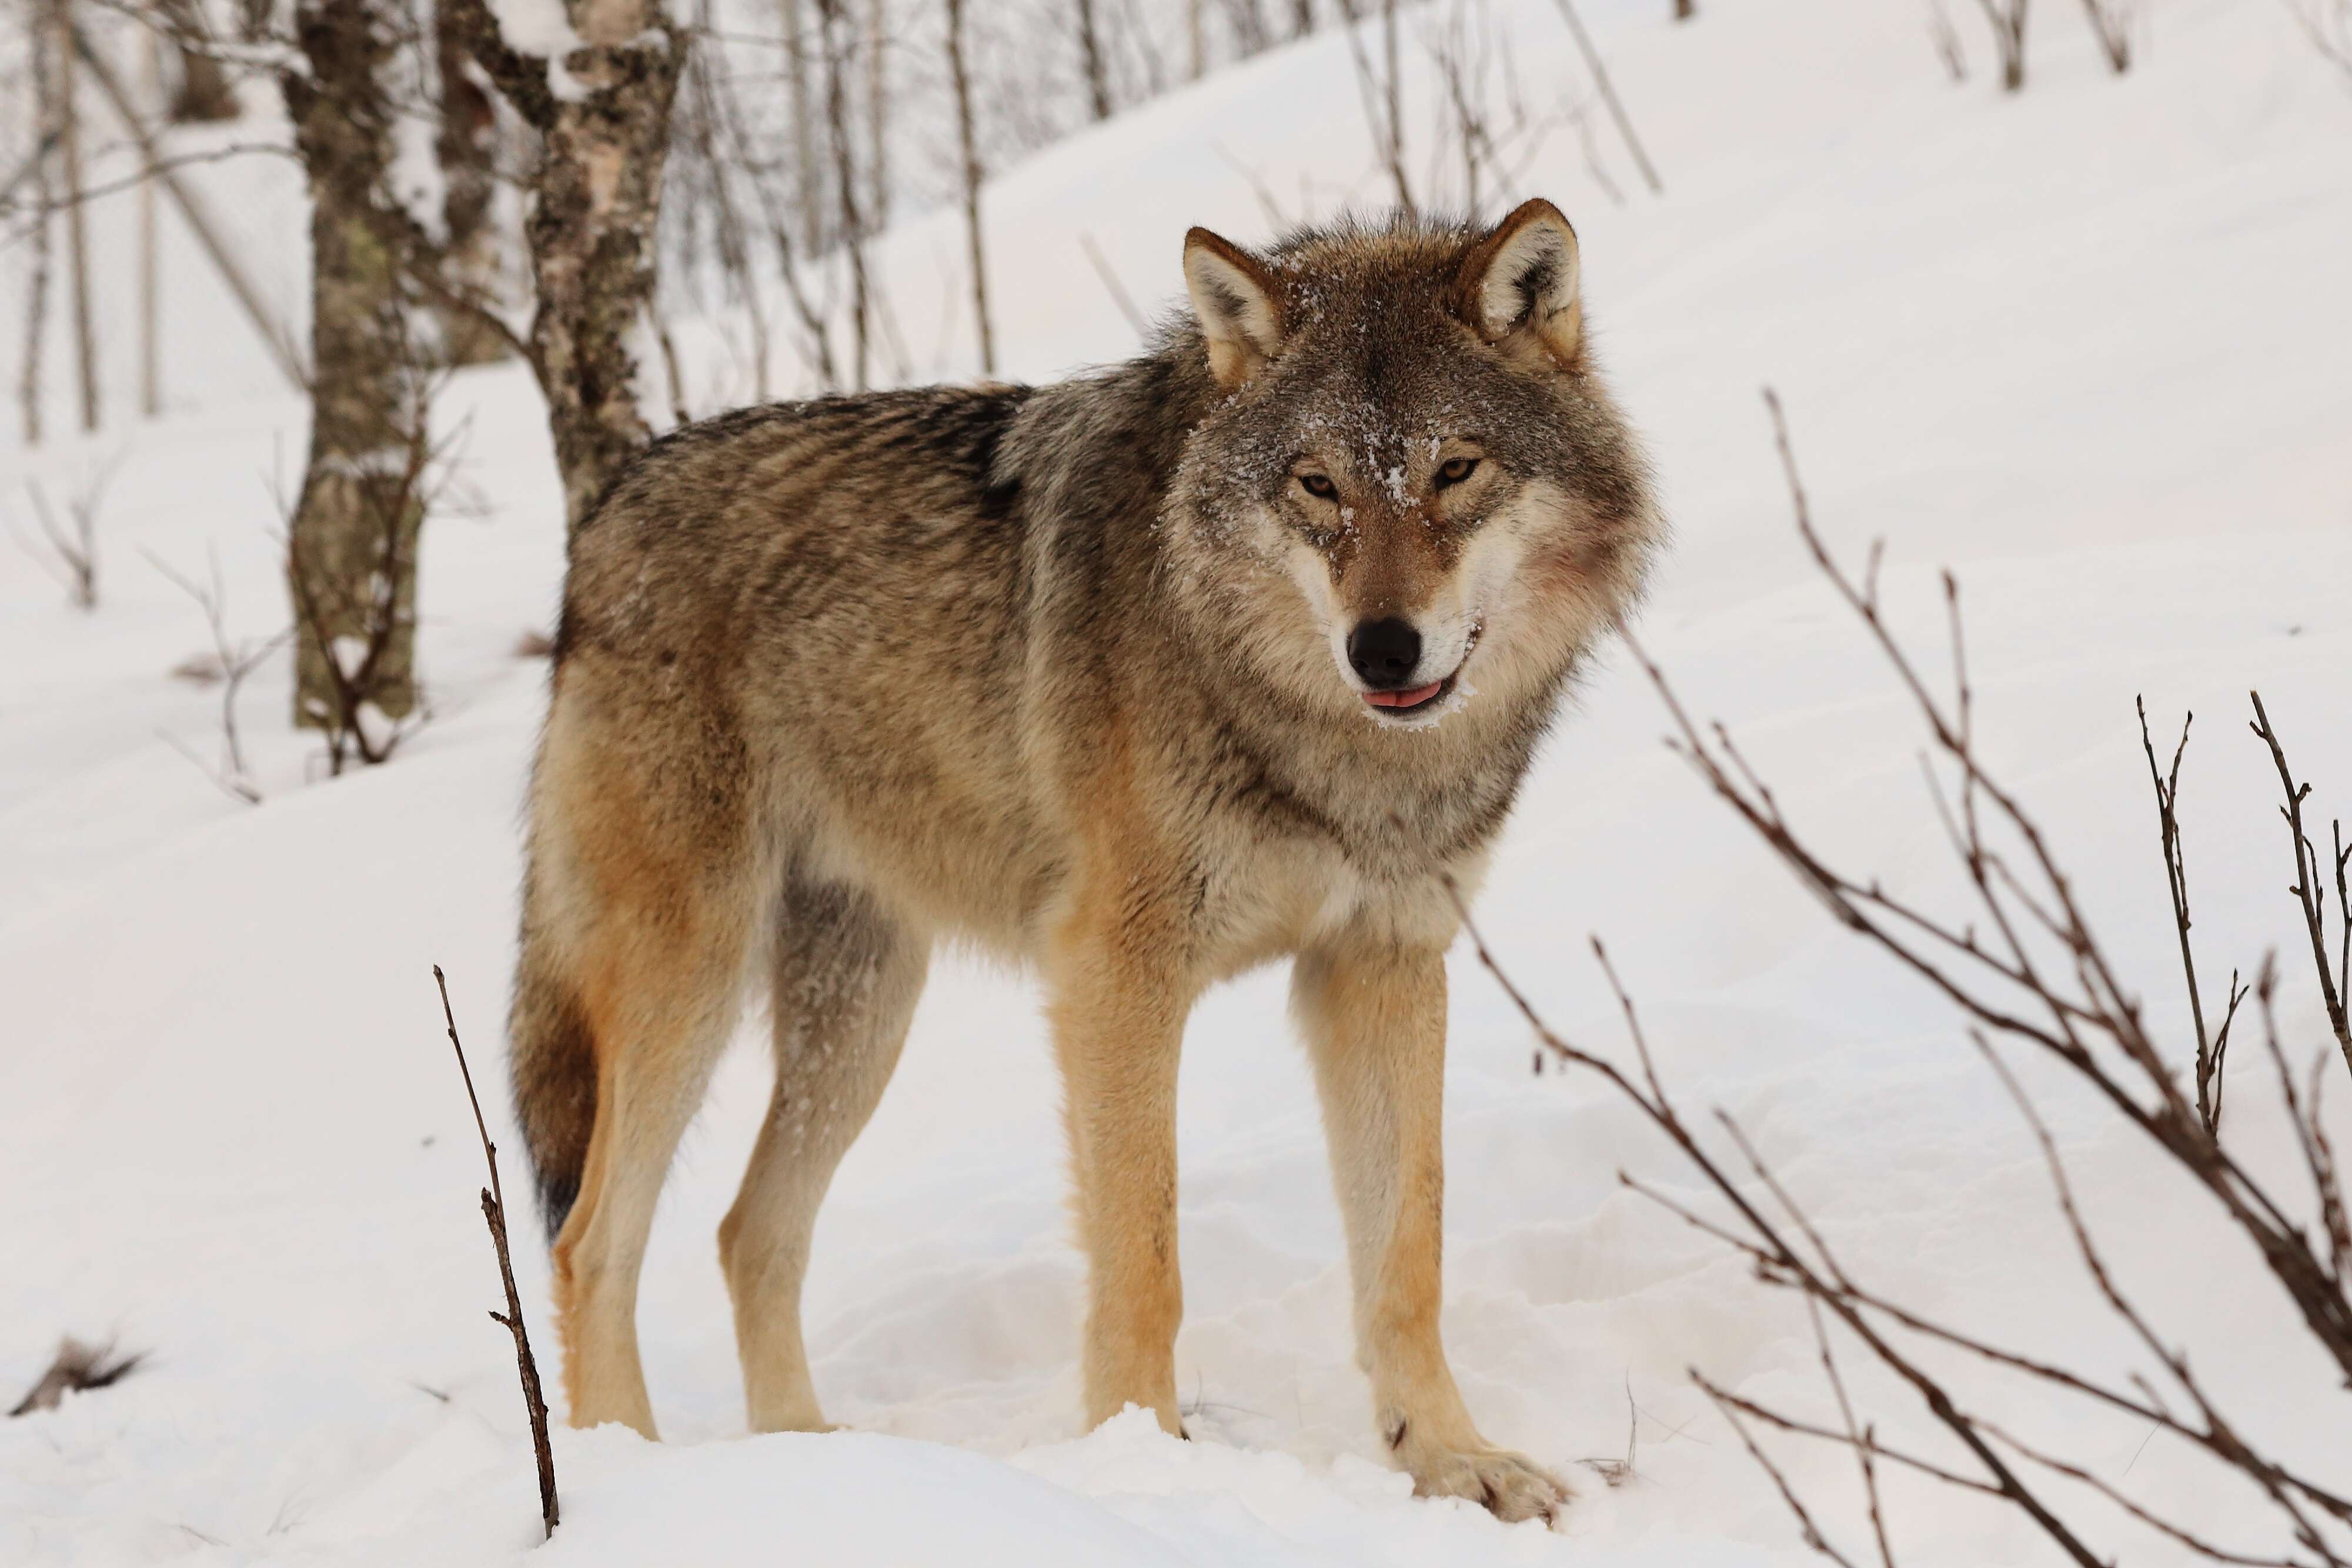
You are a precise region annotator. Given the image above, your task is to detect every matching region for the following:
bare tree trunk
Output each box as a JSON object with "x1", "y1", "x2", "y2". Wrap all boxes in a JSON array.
[
  {"x1": 1290, "y1": 0, "x2": 1314, "y2": 38},
  {"x1": 864, "y1": 0, "x2": 889, "y2": 229},
  {"x1": 1075, "y1": 0, "x2": 1112, "y2": 118},
  {"x1": 71, "y1": 27, "x2": 306, "y2": 390},
  {"x1": 944, "y1": 0, "x2": 992, "y2": 375},
  {"x1": 679, "y1": 11, "x2": 772, "y2": 400},
  {"x1": 817, "y1": 0, "x2": 870, "y2": 389},
  {"x1": 435, "y1": 0, "x2": 505, "y2": 364},
  {"x1": 452, "y1": 0, "x2": 687, "y2": 531},
  {"x1": 283, "y1": 0, "x2": 423, "y2": 733},
  {"x1": 20, "y1": 3, "x2": 55, "y2": 446},
  {"x1": 140, "y1": 32, "x2": 161, "y2": 416},
  {"x1": 1187, "y1": 0, "x2": 1205, "y2": 78},
  {"x1": 780, "y1": 0, "x2": 823, "y2": 251},
  {"x1": 52, "y1": 0, "x2": 98, "y2": 434},
  {"x1": 1673, "y1": 0, "x2": 1695, "y2": 18},
  {"x1": 1225, "y1": 0, "x2": 1271, "y2": 55}
]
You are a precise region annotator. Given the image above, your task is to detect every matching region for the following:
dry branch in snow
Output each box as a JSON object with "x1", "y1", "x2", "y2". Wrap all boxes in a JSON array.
[
  {"x1": 145, "y1": 541, "x2": 288, "y2": 805},
  {"x1": 433, "y1": 967, "x2": 559, "y2": 1540},
  {"x1": 2137, "y1": 700, "x2": 2251, "y2": 1135},
  {"x1": 9, "y1": 1338, "x2": 143, "y2": 1417},
  {"x1": 14, "y1": 467, "x2": 110, "y2": 609}
]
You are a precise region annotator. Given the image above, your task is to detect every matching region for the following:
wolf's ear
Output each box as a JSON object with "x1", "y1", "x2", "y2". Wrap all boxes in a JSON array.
[
  {"x1": 1184, "y1": 228, "x2": 1287, "y2": 389},
  {"x1": 1455, "y1": 198, "x2": 1583, "y2": 369}
]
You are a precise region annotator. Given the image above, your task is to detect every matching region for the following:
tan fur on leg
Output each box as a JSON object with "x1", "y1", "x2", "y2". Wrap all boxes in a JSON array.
[
  {"x1": 536, "y1": 688, "x2": 763, "y2": 1438},
  {"x1": 1046, "y1": 856, "x2": 1199, "y2": 1438},
  {"x1": 1294, "y1": 939, "x2": 1566, "y2": 1524},
  {"x1": 721, "y1": 876, "x2": 928, "y2": 1434}
]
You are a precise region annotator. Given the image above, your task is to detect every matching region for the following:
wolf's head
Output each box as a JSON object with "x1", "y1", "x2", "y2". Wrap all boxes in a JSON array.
[{"x1": 1164, "y1": 201, "x2": 1659, "y2": 733}]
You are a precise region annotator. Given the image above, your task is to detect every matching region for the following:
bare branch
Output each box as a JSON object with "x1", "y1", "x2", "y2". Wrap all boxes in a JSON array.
[{"x1": 433, "y1": 967, "x2": 559, "y2": 1538}]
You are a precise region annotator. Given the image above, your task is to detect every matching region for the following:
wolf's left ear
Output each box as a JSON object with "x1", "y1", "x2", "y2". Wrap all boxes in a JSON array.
[
  {"x1": 1184, "y1": 228, "x2": 1287, "y2": 389},
  {"x1": 1455, "y1": 198, "x2": 1583, "y2": 369}
]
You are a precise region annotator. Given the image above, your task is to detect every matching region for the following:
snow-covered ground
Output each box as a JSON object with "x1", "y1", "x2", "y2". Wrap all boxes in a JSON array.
[{"x1": 5, "y1": 0, "x2": 2350, "y2": 1563}]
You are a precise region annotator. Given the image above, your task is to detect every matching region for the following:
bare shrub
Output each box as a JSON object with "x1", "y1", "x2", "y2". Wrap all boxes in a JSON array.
[
  {"x1": 145, "y1": 543, "x2": 288, "y2": 804},
  {"x1": 1546, "y1": 0, "x2": 1664, "y2": 193},
  {"x1": 1974, "y1": 0, "x2": 2028, "y2": 91},
  {"x1": 1926, "y1": 0, "x2": 1969, "y2": 81},
  {"x1": 2079, "y1": 0, "x2": 2134, "y2": 71},
  {"x1": 13, "y1": 459, "x2": 117, "y2": 610},
  {"x1": 1448, "y1": 390, "x2": 2351, "y2": 1566}
]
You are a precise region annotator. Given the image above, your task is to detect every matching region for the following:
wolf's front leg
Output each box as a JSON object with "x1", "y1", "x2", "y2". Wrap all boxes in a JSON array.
[
  {"x1": 1293, "y1": 941, "x2": 1568, "y2": 1526},
  {"x1": 1045, "y1": 894, "x2": 1197, "y2": 1439}
]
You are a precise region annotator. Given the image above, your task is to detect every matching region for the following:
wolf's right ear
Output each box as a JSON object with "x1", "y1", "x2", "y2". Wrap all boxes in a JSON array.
[
  {"x1": 1455, "y1": 198, "x2": 1583, "y2": 370},
  {"x1": 1184, "y1": 228, "x2": 1287, "y2": 389}
]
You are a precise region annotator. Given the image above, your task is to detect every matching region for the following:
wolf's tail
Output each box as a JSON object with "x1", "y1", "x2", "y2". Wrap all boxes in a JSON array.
[{"x1": 509, "y1": 865, "x2": 597, "y2": 1245}]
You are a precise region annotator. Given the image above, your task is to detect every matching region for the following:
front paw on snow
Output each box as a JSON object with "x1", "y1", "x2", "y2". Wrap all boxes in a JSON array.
[{"x1": 1407, "y1": 1442, "x2": 1569, "y2": 1526}]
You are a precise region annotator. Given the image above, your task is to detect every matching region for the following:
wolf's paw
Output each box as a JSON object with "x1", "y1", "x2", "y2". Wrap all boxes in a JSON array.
[{"x1": 1403, "y1": 1438, "x2": 1569, "y2": 1525}]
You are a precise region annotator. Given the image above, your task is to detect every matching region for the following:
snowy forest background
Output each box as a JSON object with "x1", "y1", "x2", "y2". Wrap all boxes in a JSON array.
[{"x1": 4, "y1": 0, "x2": 2351, "y2": 1563}]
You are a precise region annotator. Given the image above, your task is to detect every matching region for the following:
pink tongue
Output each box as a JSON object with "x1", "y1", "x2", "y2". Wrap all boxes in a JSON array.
[{"x1": 1365, "y1": 681, "x2": 1444, "y2": 710}]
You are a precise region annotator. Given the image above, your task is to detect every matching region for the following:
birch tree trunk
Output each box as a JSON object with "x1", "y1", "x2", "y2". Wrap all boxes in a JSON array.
[
  {"x1": 451, "y1": 0, "x2": 686, "y2": 532},
  {"x1": 435, "y1": 0, "x2": 505, "y2": 364},
  {"x1": 283, "y1": 0, "x2": 423, "y2": 733}
]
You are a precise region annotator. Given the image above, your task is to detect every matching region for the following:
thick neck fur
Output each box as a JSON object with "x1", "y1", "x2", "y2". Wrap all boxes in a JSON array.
[{"x1": 999, "y1": 330, "x2": 1593, "y2": 879}]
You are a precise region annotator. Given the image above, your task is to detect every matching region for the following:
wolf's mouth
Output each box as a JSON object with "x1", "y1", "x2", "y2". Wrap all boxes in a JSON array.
[{"x1": 1362, "y1": 673, "x2": 1456, "y2": 718}]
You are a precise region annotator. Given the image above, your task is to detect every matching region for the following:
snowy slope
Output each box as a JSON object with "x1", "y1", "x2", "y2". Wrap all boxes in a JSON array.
[{"x1": 5, "y1": 0, "x2": 2350, "y2": 1563}]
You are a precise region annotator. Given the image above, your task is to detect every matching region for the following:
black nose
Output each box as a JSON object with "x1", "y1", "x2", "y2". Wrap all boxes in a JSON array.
[{"x1": 1347, "y1": 618, "x2": 1422, "y2": 689}]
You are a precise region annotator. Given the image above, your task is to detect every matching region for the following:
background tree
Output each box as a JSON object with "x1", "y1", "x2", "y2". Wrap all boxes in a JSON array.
[
  {"x1": 451, "y1": 0, "x2": 688, "y2": 531},
  {"x1": 279, "y1": 0, "x2": 427, "y2": 741}
]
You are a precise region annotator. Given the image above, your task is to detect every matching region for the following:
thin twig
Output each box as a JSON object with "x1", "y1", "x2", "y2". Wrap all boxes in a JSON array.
[
  {"x1": 1078, "y1": 232, "x2": 1149, "y2": 340},
  {"x1": 433, "y1": 966, "x2": 559, "y2": 1538}
]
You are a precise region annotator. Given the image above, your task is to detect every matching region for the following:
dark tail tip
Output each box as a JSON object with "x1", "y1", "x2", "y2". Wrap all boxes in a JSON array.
[
  {"x1": 538, "y1": 1170, "x2": 580, "y2": 1246},
  {"x1": 510, "y1": 949, "x2": 597, "y2": 1252}
]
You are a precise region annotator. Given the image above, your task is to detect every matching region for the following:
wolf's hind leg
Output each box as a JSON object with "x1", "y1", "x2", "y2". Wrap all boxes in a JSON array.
[
  {"x1": 529, "y1": 678, "x2": 766, "y2": 1441},
  {"x1": 546, "y1": 864, "x2": 756, "y2": 1440},
  {"x1": 1293, "y1": 940, "x2": 1568, "y2": 1526},
  {"x1": 720, "y1": 875, "x2": 928, "y2": 1433}
]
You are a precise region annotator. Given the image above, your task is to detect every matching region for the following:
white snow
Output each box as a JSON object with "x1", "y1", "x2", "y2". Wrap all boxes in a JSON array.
[{"x1": 4, "y1": 0, "x2": 2350, "y2": 1564}]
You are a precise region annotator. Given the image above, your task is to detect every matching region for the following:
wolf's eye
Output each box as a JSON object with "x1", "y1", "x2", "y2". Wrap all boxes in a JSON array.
[
  {"x1": 1298, "y1": 473, "x2": 1338, "y2": 501},
  {"x1": 1435, "y1": 457, "x2": 1481, "y2": 489}
]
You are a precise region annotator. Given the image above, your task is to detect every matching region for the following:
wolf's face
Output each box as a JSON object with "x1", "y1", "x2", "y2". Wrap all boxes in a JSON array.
[{"x1": 1166, "y1": 202, "x2": 1657, "y2": 733}]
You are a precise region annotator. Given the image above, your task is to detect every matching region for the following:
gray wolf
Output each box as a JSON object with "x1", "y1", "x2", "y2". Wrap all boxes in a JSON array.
[{"x1": 508, "y1": 198, "x2": 1661, "y2": 1523}]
